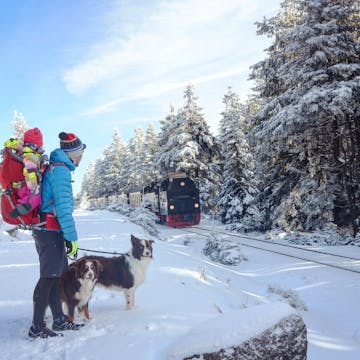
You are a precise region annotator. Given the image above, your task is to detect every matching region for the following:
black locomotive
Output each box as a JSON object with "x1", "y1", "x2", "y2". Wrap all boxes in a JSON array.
[{"x1": 127, "y1": 173, "x2": 200, "y2": 227}]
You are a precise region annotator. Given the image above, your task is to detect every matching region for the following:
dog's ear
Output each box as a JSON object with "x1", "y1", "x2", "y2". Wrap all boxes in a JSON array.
[
  {"x1": 131, "y1": 234, "x2": 139, "y2": 245},
  {"x1": 75, "y1": 260, "x2": 83, "y2": 278},
  {"x1": 95, "y1": 260, "x2": 103, "y2": 272}
]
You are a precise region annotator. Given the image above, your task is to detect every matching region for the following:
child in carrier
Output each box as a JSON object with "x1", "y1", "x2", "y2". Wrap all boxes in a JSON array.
[{"x1": 6, "y1": 128, "x2": 45, "y2": 218}]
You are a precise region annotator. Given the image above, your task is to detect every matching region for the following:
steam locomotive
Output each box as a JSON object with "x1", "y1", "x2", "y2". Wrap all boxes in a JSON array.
[{"x1": 127, "y1": 173, "x2": 201, "y2": 227}]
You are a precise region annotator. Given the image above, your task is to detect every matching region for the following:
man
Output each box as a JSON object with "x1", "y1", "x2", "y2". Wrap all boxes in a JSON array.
[{"x1": 28, "y1": 132, "x2": 86, "y2": 339}]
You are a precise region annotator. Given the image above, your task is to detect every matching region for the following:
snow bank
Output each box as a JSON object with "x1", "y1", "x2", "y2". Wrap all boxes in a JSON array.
[{"x1": 167, "y1": 302, "x2": 307, "y2": 360}]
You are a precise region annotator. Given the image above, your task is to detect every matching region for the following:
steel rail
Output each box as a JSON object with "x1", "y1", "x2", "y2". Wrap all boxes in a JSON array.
[
  {"x1": 196, "y1": 225, "x2": 360, "y2": 261},
  {"x1": 179, "y1": 227, "x2": 360, "y2": 275}
]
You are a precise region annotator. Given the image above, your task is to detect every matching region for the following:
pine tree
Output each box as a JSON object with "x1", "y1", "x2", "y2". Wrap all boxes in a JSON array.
[
  {"x1": 120, "y1": 141, "x2": 134, "y2": 192},
  {"x1": 125, "y1": 127, "x2": 146, "y2": 190},
  {"x1": 180, "y1": 84, "x2": 219, "y2": 179},
  {"x1": 81, "y1": 161, "x2": 96, "y2": 199},
  {"x1": 217, "y1": 87, "x2": 260, "y2": 231},
  {"x1": 251, "y1": 0, "x2": 360, "y2": 234},
  {"x1": 103, "y1": 129, "x2": 126, "y2": 194},
  {"x1": 100, "y1": 145, "x2": 119, "y2": 197},
  {"x1": 156, "y1": 105, "x2": 182, "y2": 177},
  {"x1": 113, "y1": 129, "x2": 127, "y2": 192},
  {"x1": 93, "y1": 155, "x2": 110, "y2": 198},
  {"x1": 11, "y1": 110, "x2": 29, "y2": 138},
  {"x1": 143, "y1": 123, "x2": 159, "y2": 185},
  {"x1": 80, "y1": 128, "x2": 139, "y2": 198},
  {"x1": 158, "y1": 105, "x2": 176, "y2": 149},
  {"x1": 156, "y1": 84, "x2": 219, "y2": 212}
]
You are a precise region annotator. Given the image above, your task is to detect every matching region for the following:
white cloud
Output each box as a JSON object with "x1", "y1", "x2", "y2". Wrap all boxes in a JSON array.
[
  {"x1": 85, "y1": 65, "x2": 247, "y2": 115},
  {"x1": 63, "y1": 0, "x2": 279, "y2": 113}
]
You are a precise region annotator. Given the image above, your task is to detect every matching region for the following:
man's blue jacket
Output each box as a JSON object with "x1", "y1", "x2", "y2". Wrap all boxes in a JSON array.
[{"x1": 40, "y1": 148, "x2": 78, "y2": 241}]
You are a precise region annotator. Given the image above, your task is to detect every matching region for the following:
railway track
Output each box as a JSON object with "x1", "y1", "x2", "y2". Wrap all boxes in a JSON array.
[{"x1": 178, "y1": 225, "x2": 360, "y2": 275}]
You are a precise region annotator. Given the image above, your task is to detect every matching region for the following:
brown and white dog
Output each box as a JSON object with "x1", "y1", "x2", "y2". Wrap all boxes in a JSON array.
[
  {"x1": 60, "y1": 257, "x2": 102, "y2": 322},
  {"x1": 60, "y1": 235, "x2": 154, "y2": 321}
]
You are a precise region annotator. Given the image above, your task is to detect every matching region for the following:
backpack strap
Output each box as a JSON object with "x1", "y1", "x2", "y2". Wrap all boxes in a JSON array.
[
  {"x1": 50, "y1": 161, "x2": 66, "y2": 171},
  {"x1": 7, "y1": 148, "x2": 24, "y2": 163},
  {"x1": 38, "y1": 161, "x2": 66, "y2": 208}
]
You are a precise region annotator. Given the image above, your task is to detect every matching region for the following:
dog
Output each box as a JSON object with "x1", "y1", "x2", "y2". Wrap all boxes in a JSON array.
[
  {"x1": 60, "y1": 234, "x2": 154, "y2": 320},
  {"x1": 60, "y1": 257, "x2": 102, "y2": 322},
  {"x1": 89, "y1": 234, "x2": 154, "y2": 311}
]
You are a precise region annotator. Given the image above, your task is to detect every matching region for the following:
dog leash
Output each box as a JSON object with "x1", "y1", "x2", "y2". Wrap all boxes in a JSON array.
[{"x1": 77, "y1": 247, "x2": 127, "y2": 256}]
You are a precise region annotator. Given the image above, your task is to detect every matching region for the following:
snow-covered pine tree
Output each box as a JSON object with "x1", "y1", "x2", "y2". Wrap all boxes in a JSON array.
[
  {"x1": 156, "y1": 105, "x2": 183, "y2": 176},
  {"x1": 100, "y1": 144, "x2": 122, "y2": 197},
  {"x1": 142, "y1": 123, "x2": 159, "y2": 186},
  {"x1": 251, "y1": 0, "x2": 360, "y2": 234},
  {"x1": 105, "y1": 129, "x2": 126, "y2": 194},
  {"x1": 217, "y1": 87, "x2": 260, "y2": 231},
  {"x1": 11, "y1": 110, "x2": 29, "y2": 138},
  {"x1": 120, "y1": 140, "x2": 134, "y2": 192},
  {"x1": 156, "y1": 84, "x2": 219, "y2": 212},
  {"x1": 251, "y1": 0, "x2": 302, "y2": 101},
  {"x1": 125, "y1": 127, "x2": 146, "y2": 191},
  {"x1": 92, "y1": 151, "x2": 112, "y2": 199},
  {"x1": 157, "y1": 104, "x2": 175, "y2": 149},
  {"x1": 179, "y1": 84, "x2": 219, "y2": 179},
  {"x1": 113, "y1": 129, "x2": 127, "y2": 192},
  {"x1": 80, "y1": 161, "x2": 96, "y2": 200}
]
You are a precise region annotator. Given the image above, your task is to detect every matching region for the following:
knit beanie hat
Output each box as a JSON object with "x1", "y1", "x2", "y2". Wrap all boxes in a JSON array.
[
  {"x1": 24, "y1": 128, "x2": 43, "y2": 147},
  {"x1": 59, "y1": 132, "x2": 86, "y2": 158}
]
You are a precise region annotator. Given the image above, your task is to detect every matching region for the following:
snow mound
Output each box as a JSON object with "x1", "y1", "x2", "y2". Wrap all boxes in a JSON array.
[{"x1": 167, "y1": 302, "x2": 307, "y2": 360}]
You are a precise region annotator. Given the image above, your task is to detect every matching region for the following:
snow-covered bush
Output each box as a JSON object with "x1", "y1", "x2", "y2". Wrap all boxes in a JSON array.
[
  {"x1": 284, "y1": 226, "x2": 360, "y2": 247},
  {"x1": 203, "y1": 229, "x2": 247, "y2": 265},
  {"x1": 107, "y1": 198, "x2": 132, "y2": 217},
  {"x1": 183, "y1": 235, "x2": 192, "y2": 246},
  {"x1": 83, "y1": 196, "x2": 159, "y2": 237},
  {"x1": 226, "y1": 209, "x2": 263, "y2": 232},
  {"x1": 268, "y1": 285, "x2": 308, "y2": 311},
  {"x1": 129, "y1": 206, "x2": 159, "y2": 237}
]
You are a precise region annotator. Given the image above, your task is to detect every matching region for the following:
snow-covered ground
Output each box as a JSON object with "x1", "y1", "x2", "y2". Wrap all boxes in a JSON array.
[{"x1": 0, "y1": 209, "x2": 359, "y2": 359}]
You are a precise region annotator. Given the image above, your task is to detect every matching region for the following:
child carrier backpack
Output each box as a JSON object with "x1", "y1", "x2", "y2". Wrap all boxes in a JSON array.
[{"x1": 0, "y1": 145, "x2": 45, "y2": 227}]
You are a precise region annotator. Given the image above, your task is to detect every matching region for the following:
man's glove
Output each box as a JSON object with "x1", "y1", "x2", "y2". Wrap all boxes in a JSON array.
[{"x1": 64, "y1": 240, "x2": 78, "y2": 259}]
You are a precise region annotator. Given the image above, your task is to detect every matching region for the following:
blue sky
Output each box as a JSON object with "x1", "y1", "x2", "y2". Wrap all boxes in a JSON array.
[{"x1": 1, "y1": 0, "x2": 282, "y2": 193}]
